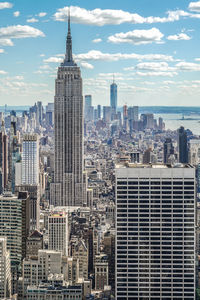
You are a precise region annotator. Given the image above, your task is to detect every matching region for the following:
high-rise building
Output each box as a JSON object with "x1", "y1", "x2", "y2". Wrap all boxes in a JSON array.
[
  {"x1": 0, "y1": 237, "x2": 12, "y2": 299},
  {"x1": 0, "y1": 122, "x2": 8, "y2": 192},
  {"x1": 51, "y1": 11, "x2": 84, "y2": 207},
  {"x1": 36, "y1": 101, "x2": 43, "y2": 126},
  {"x1": 178, "y1": 126, "x2": 188, "y2": 163},
  {"x1": 115, "y1": 163, "x2": 196, "y2": 299},
  {"x1": 48, "y1": 211, "x2": 68, "y2": 256},
  {"x1": 164, "y1": 138, "x2": 174, "y2": 163},
  {"x1": 0, "y1": 192, "x2": 30, "y2": 293},
  {"x1": 103, "y1": 106, "x2": 112, "y2": 123},
  {"x1": 110, "y1": 79, "x2": 117, "y2": 114},
  {"x1": 97, "y1": 105, "x2": 101, "y2": 119},
  {"x1": 22, "y1": 134, "x2": 39, "y2": 185}
]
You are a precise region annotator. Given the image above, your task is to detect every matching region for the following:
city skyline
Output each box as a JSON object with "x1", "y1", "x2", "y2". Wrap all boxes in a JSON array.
[{"x1": 1, "y1": 0, "x2": 200, "y2": 106}]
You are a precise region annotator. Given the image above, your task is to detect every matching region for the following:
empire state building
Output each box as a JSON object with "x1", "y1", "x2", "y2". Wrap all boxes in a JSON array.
[{"x1": 51, "y1": 12, "x2": 84, "y2": 207}]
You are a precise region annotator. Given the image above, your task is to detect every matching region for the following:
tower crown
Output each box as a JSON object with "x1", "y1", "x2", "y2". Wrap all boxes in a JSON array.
[{"x1": 61, "y1": 7, "x2": 77, "y2": 67}]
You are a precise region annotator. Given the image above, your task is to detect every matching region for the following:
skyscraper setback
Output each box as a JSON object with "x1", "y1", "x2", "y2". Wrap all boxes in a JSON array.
[{"x1": 51, "y1": 12, "x2": 84, "y2": 207}]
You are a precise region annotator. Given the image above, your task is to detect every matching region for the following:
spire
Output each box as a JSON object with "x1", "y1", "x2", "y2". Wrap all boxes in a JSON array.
[
  {"x1": 68, "y1": 7, "x2": 71, "y2": 35},
  {"x1": 62, "y1": 7, "x2": 77, "y2": 67},
  {"x1": 113, "y1": 73, "x2": 115, "y2": 84}
]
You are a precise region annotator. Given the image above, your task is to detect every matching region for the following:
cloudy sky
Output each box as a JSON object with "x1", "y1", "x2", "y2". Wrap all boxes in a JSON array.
[{"x1": 1, "y1": 0, "x2": 200, "y2": 106}]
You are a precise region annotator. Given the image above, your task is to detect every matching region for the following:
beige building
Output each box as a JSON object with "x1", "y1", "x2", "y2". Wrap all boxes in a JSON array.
[
  {"x1": 0, "y1": 237, "x2": 12, "y2": 299},
  {"x1": 72, "y1": 240, "x2": 88, "y2": 280},
  {"x1": 48, "y1": 211, "x2": 68, "y2": 256}
]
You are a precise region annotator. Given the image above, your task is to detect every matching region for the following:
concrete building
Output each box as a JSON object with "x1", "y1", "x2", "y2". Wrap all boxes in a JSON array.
[
  {"x1": 21, "y1": 134, "x2": 39, "y2": 185},
  {"x1": 16, "y1": 185, "x2": 40, "y2": 231},
  {"x1": 26, "y1": 284, "x2": 82, "y2": 299},
  {"x1": 95, "y1": 254, "x2": 109, "y2": 291},
  {"x1": 22, "y1": 250, "x2": 62, "y2": 297},
  {"x1": 178, "y1": 126, "x2": 188, "y2": 163},
  {"x1": 72, "y1": 240, "x2": 88, "y2": 280},
  {"x1": 0, "y1": 125, "x2": 8, "y2": 192},
  {"x1": 26, "y1": 230, "x2": 43, "y2": 257},
  {"x1": 0, "y1": 237, "x2": 12, "y2": 299},
  {"x1": 51, "y1": 11, "x2": 85, "y2": 207},
  {"x1": 115, "y1": 163, "x2": 196, "y2": 299},
  {"x1": 48, "y1": 211, "x2": 68, "y2": 256},
  {"x1": 0, "y1": 192, "x2": 30, "y2": 294},
  {"x1": 164, "y1": 138, "x2": 174, "y2": 164}
]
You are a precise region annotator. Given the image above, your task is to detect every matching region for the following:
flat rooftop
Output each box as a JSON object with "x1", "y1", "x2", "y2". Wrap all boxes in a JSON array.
[{"x1": 116, "y1": 163, "x2": 194, "y2": 169}]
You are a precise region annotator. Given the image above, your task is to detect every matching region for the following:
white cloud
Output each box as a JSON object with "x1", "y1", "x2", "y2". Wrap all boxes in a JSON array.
[
  {"x1": 27, "y1": 18, "x2": 39, "y2": 23},
  {"x1": 0, "y1": 25, "x2": 45, "y2": 39},
  {"x1": 176, "y1": 62, "x2": 200, "y2": 71},
  {"x1": 0, "y1": 2, "x2": 12, "y2": 9},
  {"x1": 189, "y1": 1, "x2": 200, "y2": 12},
  {"x1": 80, "y1": 62, "x2": 94, "y2": 69},
  {"x1": 0, "y1": 49, "x2": 4, "y2": 53},
  {"x1": 44, "y1": 57, "x2": 63, "y2": 63},
  {"x1": 37, "y1": 12, "x2": 47, "y2": 17},
  {"x1": 13, "y1": 11, "x2": 20, "y2": 17},
  {"x1": 92, "y1": 38, "x2": 102, "y2": 43},
  {"x1": 74, "y1": 50, "x2": 174, "y2": 62},
  {"x1": 53, "y1": 6, "x2": 192, "y2": 26},
  {"x1": 0, "y1": 70, "x2": 7, "y2": 74},
  {"x1": 136, "y1": 71, "x2": 177, "y2": 77},
  {"x1": 167, "y1": 33, "x2": 191, "y2": 40},
  {"x1": 135, "y1": 62, "x2": 176, "y2": 72},
  {"x1": 44, "y1": 51, "x2": 174, "y2": 65},
  {"x1": 108, "y1": 28, "x2": 164, "y2": 45},
  {"x1": 0, "y1": 38, "x2": 13, "y2": 46}
]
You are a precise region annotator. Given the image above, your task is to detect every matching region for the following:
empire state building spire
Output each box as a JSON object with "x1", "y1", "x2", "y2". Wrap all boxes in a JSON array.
[{"x1": 62, "y1": 7, "x2": 77, "y2": 67}]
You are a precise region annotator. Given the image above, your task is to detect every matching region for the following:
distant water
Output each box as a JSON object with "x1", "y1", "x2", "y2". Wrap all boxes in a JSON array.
[{"x1": 155, "y1": 113, "x2": 200, "y2": 136}]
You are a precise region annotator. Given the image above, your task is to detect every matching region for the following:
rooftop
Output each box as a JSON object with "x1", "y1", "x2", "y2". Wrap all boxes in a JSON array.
[{"x1": 116, "y1": 163, "x2": 194, "y2": 169}]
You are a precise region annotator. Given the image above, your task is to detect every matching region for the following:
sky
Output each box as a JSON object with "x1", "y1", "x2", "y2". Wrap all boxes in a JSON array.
[{"x1": 1, "y1": 0, "x2": 200, "y2": 107}]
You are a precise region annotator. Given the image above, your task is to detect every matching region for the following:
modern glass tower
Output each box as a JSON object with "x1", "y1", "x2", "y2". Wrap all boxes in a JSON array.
[
  {"x1": 110, "y1": 78, "x2": 117, "y2": 114},
  {"x1": 51, "y1": 11, "x2": 84, "y2": 207}
]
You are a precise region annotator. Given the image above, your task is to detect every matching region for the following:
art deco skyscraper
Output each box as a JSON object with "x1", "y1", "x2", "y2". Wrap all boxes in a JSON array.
[{"x1": 51, "y1": 11, "x2": 84, "y2": 207}]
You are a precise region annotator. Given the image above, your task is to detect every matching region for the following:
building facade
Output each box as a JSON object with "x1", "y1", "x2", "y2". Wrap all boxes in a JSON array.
[
  {"x1": 22, "y1": 134, "x2": 39, "y2": 185},
  {"x1": 0, "y1": 237, "x2": 12, "y2": 299},
  {"x1": 115, "y1": 163, "x2": 196, "y2": 299},
  {"x1": 48, "y1": 211, "x2": 68, "y2": 256},
  {"x1": 51, "y1": 12, "x2": 84, "y2": 207}
]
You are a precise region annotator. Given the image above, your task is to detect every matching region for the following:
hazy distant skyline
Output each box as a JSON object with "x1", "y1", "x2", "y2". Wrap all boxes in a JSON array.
[{"x1": 1, "y1": 0, "x2": 200, "y2": 106}]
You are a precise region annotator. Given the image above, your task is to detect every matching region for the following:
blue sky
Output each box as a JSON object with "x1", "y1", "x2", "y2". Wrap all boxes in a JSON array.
[{"x1": 1, "y1": 0, "x2": 200, "y2": 106}]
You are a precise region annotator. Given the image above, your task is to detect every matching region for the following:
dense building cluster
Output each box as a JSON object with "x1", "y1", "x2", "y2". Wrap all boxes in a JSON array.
[{"x1": 0, "y1": 13, "x2": 199, "y2": 300}]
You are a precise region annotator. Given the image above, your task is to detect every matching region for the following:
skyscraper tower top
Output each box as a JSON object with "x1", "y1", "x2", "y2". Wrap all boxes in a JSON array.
[{"x1": 61, "y1": 8, "x2": 77, "y2": 67}]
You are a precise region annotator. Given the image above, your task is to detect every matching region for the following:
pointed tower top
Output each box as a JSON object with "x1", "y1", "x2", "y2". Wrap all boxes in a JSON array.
[
  {"x1": 68, "y1": 7, "x2": 71, "y2": 35},
  {"x1": 113, "y1": 73, "x2": 115, "y2": 84},
  {"x1": 61, "y1": 6, "x2": 77, "y2": 67}
]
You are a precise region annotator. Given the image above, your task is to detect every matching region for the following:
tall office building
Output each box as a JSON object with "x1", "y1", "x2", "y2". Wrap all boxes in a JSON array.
[
  {"x1": 164, "y1": 138, "x2": 174, "y2": 163},
  {"x1": 0, "y1": 237, "x2": 12, "y2": 299},
  {"x1": 97, "y1": 105, "x2": 101, "y2": 119},
  {"x1": 0, "y1": 192, "x2": 30, "y2": 293},
  {"x1": 110, "y1": 79, "x2": 117, "y2": 114},
  {"x1": 48, "y1": 211, "x2": 68, "y2": 256},
  {"x1": 22, "y1": 134, "x2": 39, "y2": 185},
  {"x1": 178, "y1": 126, "x2": 188, "y2": 163},
  {"x1": 115, "y1": 163, "x2": 195, "y2": 299},
  {"x1": 103, "y1": 106, "x2": 112, "y2": 123},
  {"x1": 0, "y1": 122, "x2": 8, "y2": 192},
  {"x1": 51, "y1": 11, "x2": 84, "y2": 206}
]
